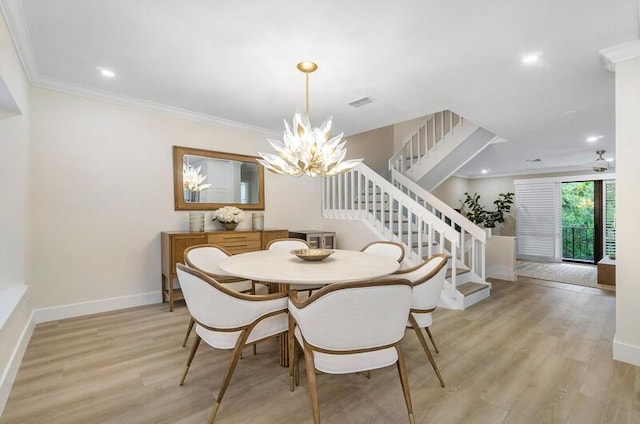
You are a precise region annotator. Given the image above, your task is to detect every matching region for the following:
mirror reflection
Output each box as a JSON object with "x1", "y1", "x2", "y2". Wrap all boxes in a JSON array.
[
  {"x1": 183, "y1": 155, "x2": 260, "y2": 204},
  {"x1": 173, "y1": 146, "x2": 265, "y2": 211}
]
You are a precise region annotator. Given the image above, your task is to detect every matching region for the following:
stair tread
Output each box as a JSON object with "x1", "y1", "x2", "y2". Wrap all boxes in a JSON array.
[
  {"x1": 457, "y1": 282, "x2": 489, "y2": 297},
  {"x1": 445, "y1": 267, "x2": 471, "y2": 278}
]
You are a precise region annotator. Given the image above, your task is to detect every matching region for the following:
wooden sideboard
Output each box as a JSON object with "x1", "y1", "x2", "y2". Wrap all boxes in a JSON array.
[{"x1": 161, "y1": 229, "x2": 288, "y2": 311}]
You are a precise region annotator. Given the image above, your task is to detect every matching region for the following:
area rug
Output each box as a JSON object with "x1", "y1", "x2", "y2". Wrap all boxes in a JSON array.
[{"x1": 516, "y1": 259, "x2": 615, "y2": 291}]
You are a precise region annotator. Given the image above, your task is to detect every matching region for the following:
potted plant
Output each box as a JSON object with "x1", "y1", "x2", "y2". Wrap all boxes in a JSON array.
[
  {"x1": 461, "y1": 192, "x2": 514, "y2": 230},
  {"x1": 212, "y1": 206, "x2": 245, "y2": 231}
]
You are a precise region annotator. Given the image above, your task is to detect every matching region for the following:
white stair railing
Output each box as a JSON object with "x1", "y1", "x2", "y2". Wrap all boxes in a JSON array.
[
  {"x1": 322, "y1": 163, "x2": 462, "y2": 300},
  {"x1": 390, "y1": 169, "x2": 487, "y2": 281},
  {"x1": 389, "y1": 110, "x2": 463, "y2": 176}
]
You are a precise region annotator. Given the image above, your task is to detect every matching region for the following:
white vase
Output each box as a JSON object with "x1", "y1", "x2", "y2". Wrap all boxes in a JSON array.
[{"x1": 188, "y1": 212, "x2": 205, "y2": 232}]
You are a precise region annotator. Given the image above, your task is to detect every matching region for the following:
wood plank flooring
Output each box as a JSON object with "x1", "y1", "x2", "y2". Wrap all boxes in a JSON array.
[{"x1": 2, "y1": 278, "x2": 638, "y2": 424}]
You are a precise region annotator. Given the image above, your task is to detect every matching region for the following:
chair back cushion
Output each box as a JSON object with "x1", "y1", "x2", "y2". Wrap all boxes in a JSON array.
[
  {"x1": 410, "y1": 256, "x2": 448, "y2": 310},
  {"x1": 266, "y1": 238, "x2": 310, "y2": 252},
  {"x1": 177, "y1": 264, "x2": 283, "y2": 329},
  {"x1": 361, "y1": 241, "x2": 405, "y2": 263},
  {"x1": 289, "y1": 280, "x2": 411, "y2": 351},
  {"x1": 184, "y1": 245, "x2": 230, "y2": 277}
]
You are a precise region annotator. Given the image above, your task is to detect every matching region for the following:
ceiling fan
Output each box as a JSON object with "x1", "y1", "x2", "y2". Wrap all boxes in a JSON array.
[{"x1": 593, "y1": 150, "x2": 609, "y2": 173}]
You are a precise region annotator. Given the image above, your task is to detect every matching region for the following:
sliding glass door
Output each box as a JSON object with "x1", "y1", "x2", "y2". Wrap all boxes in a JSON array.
[{"x1": 561, "y1": 180, "x2": 615, "y2": 263}]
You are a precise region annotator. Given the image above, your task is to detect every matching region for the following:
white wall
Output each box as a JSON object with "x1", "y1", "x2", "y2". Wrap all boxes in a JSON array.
[
  {"x1": 345, "y1": 124, "x2": 394, "y2": 179},
  {"x1": 0, "y1": 13, "x2": 30, "y2": 291},
  {"x1": 29, "y1": 87, "x2": 323, "y2": 310},
  {"x1": 0, "y1": 11, "x2": 32, "y2": 414},
  {"x1": 431, "y1": 176, "x2": 469, "y2": 209},
  {"x1": 613, "y1": 55, "x2": 640, "y2": 366}
]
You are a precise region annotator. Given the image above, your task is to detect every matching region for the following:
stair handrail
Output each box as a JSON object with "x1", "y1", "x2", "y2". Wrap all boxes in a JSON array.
[
  {"x1": 388, "y1": 110, "x2": 463, "y2": 176},
  {"x1": 322, "y1": 163, "x2": 461, "y2": 299},
  {"x1": 350, "y1": 163, "x2": 460, "y2": 242},
  {"x1": 390, "y1": 169, "x2": 487, "y2": 243}
]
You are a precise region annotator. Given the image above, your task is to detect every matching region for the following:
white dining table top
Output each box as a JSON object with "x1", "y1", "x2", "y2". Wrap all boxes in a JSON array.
[{"x1": 218, "y1": 249, "x2": 400, "y2": 285}]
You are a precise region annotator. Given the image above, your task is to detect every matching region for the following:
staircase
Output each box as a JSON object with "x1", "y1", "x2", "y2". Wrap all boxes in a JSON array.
[
  {"x1": 389, "y1": 110, "x2": 497, "y2": 190},
  {"x1": 322, "y1": 163, "x2": 491, "y2": 310}
]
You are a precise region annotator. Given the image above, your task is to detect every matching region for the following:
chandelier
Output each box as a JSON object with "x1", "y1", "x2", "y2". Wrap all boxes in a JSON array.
[{"x1": 257, "y1": 61, "x2": 362, "y2": 177}]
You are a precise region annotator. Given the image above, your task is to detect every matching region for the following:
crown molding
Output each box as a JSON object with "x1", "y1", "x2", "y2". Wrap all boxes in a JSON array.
[
  {"x1": 455, "y1": 164, "x2": 616, "y2": 180},
  {"x1": 0, "y1": 0, "x2": 38, "y2": 84},
  {"x1": 34, "y1": 75, "x2": 280, "y2": 137},
  {"x1": 0, "y1": 0, "x2": 280, "y2": 138},
  {"x1": 600, "y1": 40, "x2": 640, "y2": 71}
]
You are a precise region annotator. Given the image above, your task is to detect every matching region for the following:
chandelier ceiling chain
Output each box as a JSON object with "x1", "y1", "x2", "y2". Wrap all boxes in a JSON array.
[{"x1": 257, "y1": 61, "x2": 362, "y2": 177}]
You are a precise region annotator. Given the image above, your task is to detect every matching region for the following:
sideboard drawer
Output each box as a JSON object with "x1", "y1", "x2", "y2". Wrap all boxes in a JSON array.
[{"x1": 208, "y1": 231, "x2": 261, "y2": 253}]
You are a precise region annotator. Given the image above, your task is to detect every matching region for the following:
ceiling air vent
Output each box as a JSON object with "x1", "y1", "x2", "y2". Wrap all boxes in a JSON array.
[{"x1": 348, "y1": 96, "x2": 375, "y2": 108}]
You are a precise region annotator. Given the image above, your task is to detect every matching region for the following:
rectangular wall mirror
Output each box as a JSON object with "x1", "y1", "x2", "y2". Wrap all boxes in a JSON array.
[{"x1": 173, "y1": 146, "x2": 265, "y2": 211}]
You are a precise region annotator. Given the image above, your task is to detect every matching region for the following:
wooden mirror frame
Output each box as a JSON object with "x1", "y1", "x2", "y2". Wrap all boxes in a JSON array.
[{"x1": 173, "y1": 146, "x2": 265, "y2": 211}]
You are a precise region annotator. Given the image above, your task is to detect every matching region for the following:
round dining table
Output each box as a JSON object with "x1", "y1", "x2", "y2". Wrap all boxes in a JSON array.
[
  {"x1": 218, "y1": 249, "x2": 401, "y2": 285},
  {"x1": 219, "y1": 249, "x2": 401, "y2": 366}
]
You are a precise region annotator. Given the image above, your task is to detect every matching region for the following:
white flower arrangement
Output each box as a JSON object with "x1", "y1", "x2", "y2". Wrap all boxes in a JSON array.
[
  {"x1": 212, "y1": 206, "x2": 245, "y2": 224},
  {"x1": 183, "y1": 164, "x2": 211, "y2": 192}
]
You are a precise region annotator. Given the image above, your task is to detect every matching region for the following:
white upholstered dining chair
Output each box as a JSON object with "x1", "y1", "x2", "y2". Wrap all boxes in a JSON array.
[
  {"x1": 394, "y1": 253, "x2": 448, "y2": 387},
  {"x1": 360, "y1": 240, "x2": 405, "y2": 263},
  {"x1": 182, "y1": 244, "x2": 259, "y2": 347},
  {"x1": 176, "y1": 263, "x2": 288, "y2": 424},
  {"x1": 288, "y1": 278, "x2": 415, "y2": 424}
]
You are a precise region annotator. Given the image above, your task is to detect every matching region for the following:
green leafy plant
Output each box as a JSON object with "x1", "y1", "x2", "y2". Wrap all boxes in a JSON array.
[{"x1": 461, "y1": 192, "x2": 514, "y2": 228}]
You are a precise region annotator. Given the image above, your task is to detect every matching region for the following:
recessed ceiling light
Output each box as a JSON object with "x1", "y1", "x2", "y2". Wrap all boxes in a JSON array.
[
  {"x1": 96, "y1": 66, "x2": 115, "y2": 78},
  {"x1": 606, "y1": 158, "x2": 614, "y2": 162},
  {"x1": 481, "y1": 169, "x2": 489, "y2": 174},
  {"x1": 586, "y1": 135, "x2": 604, "y2": 142},
  {"x1": 521, "y1": 52, "x2": 543, "y2": 65}
]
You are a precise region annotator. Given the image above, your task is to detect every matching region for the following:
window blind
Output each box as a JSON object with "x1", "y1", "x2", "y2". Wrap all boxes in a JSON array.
[
  {"x1": 604, "y1": 180, "x2": 616, "y2": 256},
  {"x1": 515, "y1": 181, "x2": 562, "y2": 261}
]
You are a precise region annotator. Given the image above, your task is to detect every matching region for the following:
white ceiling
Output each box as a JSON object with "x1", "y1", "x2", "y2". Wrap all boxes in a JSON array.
[{"x1": 3, "y1": 0, "x2": 638, "y2": 177}]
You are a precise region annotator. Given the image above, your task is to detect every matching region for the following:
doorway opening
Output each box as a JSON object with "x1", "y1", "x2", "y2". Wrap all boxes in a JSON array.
[{"x1": 561, "y1": 180, "x2": 615, "y2": 264}]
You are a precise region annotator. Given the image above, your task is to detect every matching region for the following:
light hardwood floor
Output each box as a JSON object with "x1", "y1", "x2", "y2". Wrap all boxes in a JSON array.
[{"x1": 2, "y1": 278, "x2": 637, "y2": 424}]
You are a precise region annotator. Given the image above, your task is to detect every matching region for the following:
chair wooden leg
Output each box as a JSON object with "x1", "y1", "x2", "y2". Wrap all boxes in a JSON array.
[
  {"x1": 182, "y1": 317, "x2": 195, "y2": 347},
  {"x1": 180, "y1": 333, "x2": 201, "y2": 386},
  {"x1": 409, "y1": 315, "x2": 445, "y2": 387},
  {"x1": 288, "y1": 315, "x2": 296, "y2": 391},
  {"x1": 208, "y1": 329, "x2": 251, "y2": 424},
  {"x1": 302, "y1": 342, "x2": 321, "y2": 424},
  {"x1": 395, "y1": 344, "x2": 415, "y2": 424},
  {"x1": 425, "y1": 327, "x2": 439, "y2": 353}
]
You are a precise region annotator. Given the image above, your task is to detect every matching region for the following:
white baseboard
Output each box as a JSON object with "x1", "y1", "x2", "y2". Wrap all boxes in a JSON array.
[
  {"x1": 613, "y1": 335, "x2": 640, "y2": 366},
  {"x1": 0, "y1": 311, "x2": 35, "y2": 415},
  {"x1": 487, "y1": 266, "x2": 517, "y2": 281},
  {"x1": 33, "y1": 291, "x2": 163, "y2": 324},
  {"x1": 0, "y1": 291, "x2": 163, "y2": 416}
]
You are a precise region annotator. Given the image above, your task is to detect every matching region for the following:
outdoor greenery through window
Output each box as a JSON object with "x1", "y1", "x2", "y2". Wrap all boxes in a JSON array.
[{"x1": 562, "y1": 182, "x2": 594, "y2": 261}]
